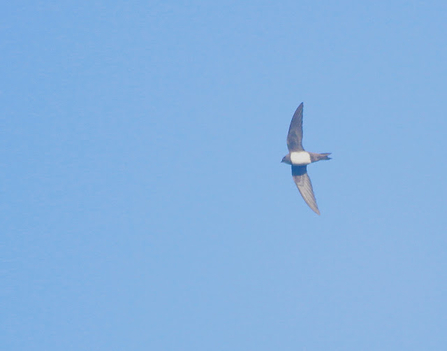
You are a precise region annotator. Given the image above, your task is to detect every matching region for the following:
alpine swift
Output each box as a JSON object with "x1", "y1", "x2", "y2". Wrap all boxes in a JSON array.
[{"x1": 281, "y1": 103, "x2": 331, "y2": 215}]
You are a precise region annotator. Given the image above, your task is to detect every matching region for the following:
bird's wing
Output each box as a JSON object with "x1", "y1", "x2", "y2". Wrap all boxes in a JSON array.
[
  {"x1": 287, "y1": 103, "x2": 304, "y2": 152},
  {"x1": 292, "y1": 166, "x2": 320, "y2": 215}
]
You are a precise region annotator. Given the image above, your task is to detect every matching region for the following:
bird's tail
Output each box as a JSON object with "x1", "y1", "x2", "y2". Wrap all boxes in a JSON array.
[{"x1": 317, "y1": 153, "x2": 331, "y2": 161}]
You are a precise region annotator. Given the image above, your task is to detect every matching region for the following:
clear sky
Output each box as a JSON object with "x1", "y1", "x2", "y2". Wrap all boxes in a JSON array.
[{"x1": 2, "y1": 1, "x2": 447, "y2": 350}]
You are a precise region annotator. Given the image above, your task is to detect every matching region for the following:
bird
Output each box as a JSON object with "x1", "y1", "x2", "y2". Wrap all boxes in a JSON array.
[{"x1": 281, "y1": 103, "x2": 331, "y2": 215}]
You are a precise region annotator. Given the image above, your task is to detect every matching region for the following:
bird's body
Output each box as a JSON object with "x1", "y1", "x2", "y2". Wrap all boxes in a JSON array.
[
  {"x1": 281, "y1": 103, "x2": 331, "y2": 215},
  {"x1": 290, "y1": 151, "x2": 311, "y2": 165}
]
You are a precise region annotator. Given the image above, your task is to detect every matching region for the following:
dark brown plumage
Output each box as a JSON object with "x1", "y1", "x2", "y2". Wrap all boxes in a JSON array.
[{"x1": 282, "y1": 103, "x2": 331, "y2": 215}]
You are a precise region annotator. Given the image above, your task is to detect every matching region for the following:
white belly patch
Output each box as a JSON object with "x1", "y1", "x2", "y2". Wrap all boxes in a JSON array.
[{"x1": 290, "y1": 151, "x2": 311, "y2": 165}]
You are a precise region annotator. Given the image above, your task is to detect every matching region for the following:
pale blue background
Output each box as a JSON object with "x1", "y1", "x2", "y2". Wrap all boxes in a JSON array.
[{"x1": 2, "y1": 1, "x2": 447, "y2": 350}]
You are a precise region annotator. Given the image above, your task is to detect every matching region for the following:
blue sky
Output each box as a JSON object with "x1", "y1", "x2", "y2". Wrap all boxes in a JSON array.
[{"x1": 2, "y1": 1, "x2": 447, "y2": 350}]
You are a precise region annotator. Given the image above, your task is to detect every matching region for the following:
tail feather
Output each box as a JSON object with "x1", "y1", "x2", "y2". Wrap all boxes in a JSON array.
[
  {"x1": 319, "y1": 153, "x2": 331, "y2": 160},
  {"x1": 310, "y1": 152, "x2": 331, "y2": 162}
]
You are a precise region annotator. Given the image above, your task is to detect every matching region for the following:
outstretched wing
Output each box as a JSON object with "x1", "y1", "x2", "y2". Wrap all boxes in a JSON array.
[
  {"x1": 287, "y1": 103, "x2": 304, "y2": 152},
  {"x1": 292, "y1": 165, "x2": 320, "y2": 215}
]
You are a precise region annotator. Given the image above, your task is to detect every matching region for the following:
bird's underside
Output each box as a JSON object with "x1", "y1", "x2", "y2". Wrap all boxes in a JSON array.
[{"x1": 282, "y1": 102, "x2": 330, "y2": 215}]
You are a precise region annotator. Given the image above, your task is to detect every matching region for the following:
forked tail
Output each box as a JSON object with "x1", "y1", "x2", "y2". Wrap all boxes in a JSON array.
[
  {"x1": 318, "y1": 152, "x2": 331, "y2": 161},
  {"x1": 310, "y1": 152, "x2": 331, "y2": 162}
]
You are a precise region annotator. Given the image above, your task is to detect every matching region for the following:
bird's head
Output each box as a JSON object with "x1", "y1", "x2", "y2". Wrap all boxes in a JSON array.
[{"x1": 281, "y1": 154, "x2": 291, "y2": 165}]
